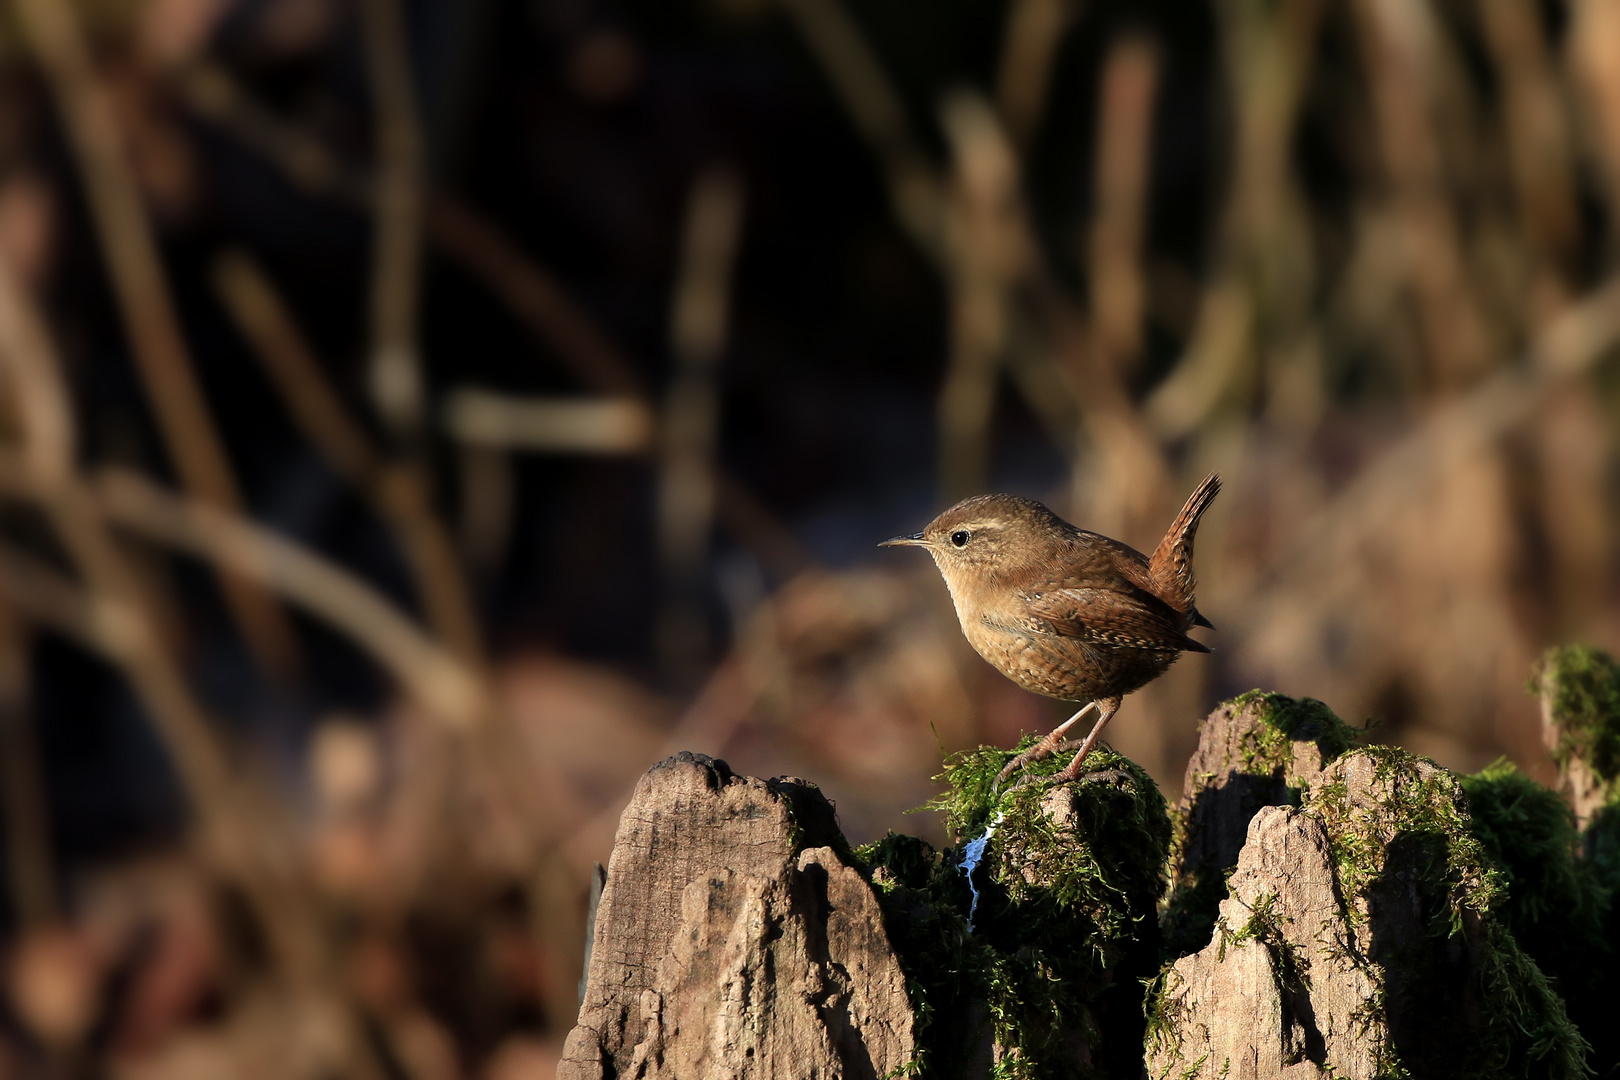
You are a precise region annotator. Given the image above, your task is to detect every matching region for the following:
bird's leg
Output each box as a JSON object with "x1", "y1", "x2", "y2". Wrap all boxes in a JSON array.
[
  {"x1": 994, "y1": 700, "x2": 1100, "y2": 786},
  {"x1": 1053, "y1": 696, "x2": 1122, "y2": 783}
]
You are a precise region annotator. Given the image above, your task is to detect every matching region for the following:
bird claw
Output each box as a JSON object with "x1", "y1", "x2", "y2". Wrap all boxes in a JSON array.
[{"x1": 992, "y1": 746, "x2": 1050, "y2": 792}]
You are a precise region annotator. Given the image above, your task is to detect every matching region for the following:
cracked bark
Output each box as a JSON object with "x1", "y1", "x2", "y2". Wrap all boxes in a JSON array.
[{"x1": 557, "y1": 751, "x2": 915, "y2": 1080}]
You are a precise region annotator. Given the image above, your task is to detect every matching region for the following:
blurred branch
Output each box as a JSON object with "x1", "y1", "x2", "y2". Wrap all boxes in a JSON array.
[
  {"x1": 1352, "y1": 0, "x2": 1493, "y2": 387},
  {"x1": 659, "y1": 166, "x2": 746, "y2": 685},
  {"x1": 1569, "y1": 0, "x2": 1620, "y2": 243},
  {"x1": 82, "y1": 466, "x2": 489, "y2": 732},
  {"x1": 212, "y1": 251, "x2": 380, "y2": 480},
  {"x1": 1479, "y1": 0, "x2": 1578, "y2": 305},
  {"x1": 358, "y1": 0, "x2": 427, "y2": 436},
  {"x1": 210, "y1": 250, "x2": 485, "y2": 666},
  {"x1": 0, "y1": 248, "x2": 246, "y2": 872},
  {"x1": 994, "y1": 0, "x2": 1075, "y2": 151},
  {"x1": 427, "y1": 199, "x2": 647, "y2": 397},
  {"x1": 177, "y1": 59, "x2": 805, "y2": 590},
  {"x1": 0, "y1": 538, "x2": 387, "y2": 1080},
  {"x1": 1035, "y1": 279, "x2": 1169, "y2": 535},
  {"x1": 0, "y1": 606, "x2": 55, "y2": 929},
  {"x1": 1074, "y1": 34, "x2": 1171, "y2": 533},
  {"x1": 1088, "y1": 36, "x2": 1158, "y2": 367},
  {"x1": 456, "y1": 445, "x2": 512, "y2": 573},
  {"x1": 785, "y1": 3, "x2": 1176, "y2": 525},
  {"x1": 442, "y1": 389, "x2": 654, "y2": 453},
  {"x1": 12, "y1": 0, "x2": 301, "y2": 680},
  {"x1": 0, "y1": 254, "x2": 369, "y2": 1059},
  {"x1": 0, "y1": 545, "x2": 105, "y2": 653},
  {"x1": 177, "y1": 63, "x2": 370, "y2": 201},
  {"x1": 1146, "y1": 0, "x2": 1322, "y2": 441},
  {"x1": 1275, "y1": 272, "x2": 1620, "y2": 581},
  {"x1": 776, "y1": 0, "x2": 944, "y2": 254},
  {"x1": 176, "y1": 63, "x2": 645, "y2": 398},
  {"x1": 937, "y1": 94, "x2": 1021, "y2": 500}
]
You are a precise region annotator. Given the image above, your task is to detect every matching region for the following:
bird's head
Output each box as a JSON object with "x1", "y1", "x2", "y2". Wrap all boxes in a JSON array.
[{"x1": 880, "y1": 494, "x2": 1072, "y2": 587}]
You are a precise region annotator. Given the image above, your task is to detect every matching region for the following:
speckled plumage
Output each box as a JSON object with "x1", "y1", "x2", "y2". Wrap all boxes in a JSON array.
[{"x1": 884, "y1": 475, "x2": 1220, "y2": 780}]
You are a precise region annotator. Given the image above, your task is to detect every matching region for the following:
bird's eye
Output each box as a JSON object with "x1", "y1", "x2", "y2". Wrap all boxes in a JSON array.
[{"x1": 950, "y1": 530, "x2": 970, "y2": 548}]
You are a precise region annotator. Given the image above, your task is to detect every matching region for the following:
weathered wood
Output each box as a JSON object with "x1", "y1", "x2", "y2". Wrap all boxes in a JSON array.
[
  {"x1": 1152, "y1": 804, "x2": 1382, "y2": 1078},
  {"x1": 562, "y1": 691, "x2": 1605, "y2": 1080},
  {"x1": 557, "y1": 751, "x2": 915, "y2": 1080},
  {"x1": 1150, "y1": 717, "x2": 1588, "y2": 1080},
  {"x1": 1162, "y1": 692, "x2": 1354, "y2": 956}
]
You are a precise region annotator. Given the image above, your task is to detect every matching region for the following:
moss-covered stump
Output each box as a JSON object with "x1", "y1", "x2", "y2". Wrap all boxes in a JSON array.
[
  {"x1": 858, "y1": 742, "x2": 1171, "y2": 1080},
  {"x1": 561, "y1": 745, "x2": 1169, "y2": 1080},
  {"x1": 1520, "y1": 643, "x2": 1620, "y2": 1075},
  {"x1": 1535, "y1": 644, "x2": 1620, "y2": 826},
  {"x1": 564, "y1": 679, "x2": 1620, "y2": 1080},
  {"x1": 559, "y1": 752, "x2": 916, "y2": 1080},
  {"x1": 1163, "y1": 691, "x2": 1359, "y2": 955},
  {"x1": 1463, "y1": 760, "x2": 1619, "y2": 1076},
  {"x1": 1147, "y1": 746, "x2": 1589, "y2": 1080}
]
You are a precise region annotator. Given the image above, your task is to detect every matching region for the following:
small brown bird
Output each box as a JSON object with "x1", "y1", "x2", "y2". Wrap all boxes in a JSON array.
[{"x1": 882, "y1": 475, "x2": 1220, "y2": 784}]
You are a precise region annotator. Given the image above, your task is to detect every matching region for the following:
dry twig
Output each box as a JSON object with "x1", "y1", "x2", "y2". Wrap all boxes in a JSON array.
[
  {"x1": 12, "y1": 0, "x2": 301, "y2": 679},
  {"x1": 211, "y1": 250, "x2": 486, "y2": 665}
]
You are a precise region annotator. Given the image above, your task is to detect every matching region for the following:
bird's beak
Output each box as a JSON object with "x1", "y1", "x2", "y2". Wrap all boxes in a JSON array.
[{"x1": 879, "y1": 532, "x2": 927, "y2": 548}]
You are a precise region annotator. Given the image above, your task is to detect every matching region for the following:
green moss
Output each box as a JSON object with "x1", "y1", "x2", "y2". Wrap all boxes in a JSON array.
[
  {"x1": 1529, "y1": 642, "x2": 1620, "y2": 1074},
  {"x1": 862, "y1": 692, "x2": 1606, "y2": 1080},
  {"x1": 1477, "y1": 924, "x2": 1591, "y2": 1080},
  {"x1": 1226, "y1": 690, "x2": 1360, "y2": 784},
  {"x1": 1306, "y1": 745, "x2": 1502, "y2": 930},
  {"x1": 857, "y1": 831, "x2": 942, "y2": 894},
  {"x1": 1585, "y1": 805, "x2": 1620, "y2": 1074},
  {"x1": 1303, "y1": 747, "x2": 1588, "y2": 1080},
  {"x1": 1141, "y1": 965, "x2": 1188, "y2": 1071},
  {"x1": 1463, "y1": 759, "x2": 1620, "y2": 1075},
  {"x1": 1532, "y1": 645, "x2": 1620, "y2": 788},
  {"x1": 1162, "y1": 692, "x2": 1361, "y2": 957},
  {"x1": 1461, "y1": 760, "x2": 1601, "y2": 967},
  {"x1": 857, "y1": 737, "x2": 1171, "y2": 1079}
]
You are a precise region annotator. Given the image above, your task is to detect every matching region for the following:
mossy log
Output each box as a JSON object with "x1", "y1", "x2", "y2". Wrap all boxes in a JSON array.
[{"x1": 561, "y1": 681, "x2": 1620, "y2": 1080}]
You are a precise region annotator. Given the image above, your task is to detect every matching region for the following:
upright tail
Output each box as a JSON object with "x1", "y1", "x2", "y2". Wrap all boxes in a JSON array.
[{"x1": 1149, "y1": 473, "x2": 1221, "y2": 613}]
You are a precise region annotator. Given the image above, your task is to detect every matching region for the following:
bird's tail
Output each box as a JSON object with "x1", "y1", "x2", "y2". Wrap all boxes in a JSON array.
[{"x1": 1150, "y1": 474, "x2": 1221, "y2": 613}]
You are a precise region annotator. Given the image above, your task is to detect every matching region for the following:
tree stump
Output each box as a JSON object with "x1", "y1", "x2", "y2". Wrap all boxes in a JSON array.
[
  {"x1": 1149, "y1": 716, "x2": 1591, "y2": 1080},
  {"x1": 560, "y1": 685, "x2": 1618, "y2": 1080},
  {"x1": 557, "y1": 751, "x2": 915, "y2": 1080}
]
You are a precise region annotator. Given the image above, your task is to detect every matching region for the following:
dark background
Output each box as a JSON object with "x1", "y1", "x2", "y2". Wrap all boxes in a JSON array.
[{"x1": 0, "y1": 0, "x2": 1615, "y2": 1073}]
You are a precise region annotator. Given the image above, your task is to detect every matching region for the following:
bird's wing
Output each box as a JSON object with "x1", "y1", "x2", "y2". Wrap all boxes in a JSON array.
[{"x1": 1020, "y1": 585, "x2": 1209, "y2": 653}]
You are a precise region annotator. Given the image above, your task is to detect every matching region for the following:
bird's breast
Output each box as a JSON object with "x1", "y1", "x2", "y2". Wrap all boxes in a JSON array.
[{"x1": 961, "y1": 612, "x2": 1181, "y2": 703}]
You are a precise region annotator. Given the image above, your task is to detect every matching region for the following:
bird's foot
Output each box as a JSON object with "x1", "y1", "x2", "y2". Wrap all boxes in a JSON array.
[
  {"x1": 1052, "y1": 744, "x2": 1099, "y2": 784},
  {"x1": 991, "y1": 703, "x2": 1100, "y2": 792},
  {"x1": 992, "y1": 740, "x2": 1059, "y2": 791}
]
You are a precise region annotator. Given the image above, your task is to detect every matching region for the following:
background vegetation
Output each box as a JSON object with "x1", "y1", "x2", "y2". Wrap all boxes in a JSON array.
[{"x1": 0, "y1": 0, "x2": 1615, "y2": 1074}]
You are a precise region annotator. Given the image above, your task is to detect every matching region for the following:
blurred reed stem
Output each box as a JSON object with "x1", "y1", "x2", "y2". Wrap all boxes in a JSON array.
[
  {"x1": 12, "y1": 0, "x2": 301, "y2": 681},
  {"x1": 0, "y1": 606, "x2": 55, "y2": 930},
  {"x1": 210, "y1": 250, "x2": 486, "y2": 668},
  {"x1": 1569, "y1": 0, "x2": 1620, "y2": 246},
  {"x1": 177, "y1": 62, "x2": 804, "y2": 594},
  {"x1": 1088, "y1": 35, "x2": 1158, "y2": 370},
  {"x1": 1479, "y1": 0, "x2": 1579, "y2": 309},
  {"x1": 1352, "y1": 0, "x2": 1494, "y2": 387},
  {"x1": 658, "y1": 165, "x2": 746, "y2": 688},
  {"x1": 776, "y1": 0, "x2": 943, "y2": 254},
  {"x1": 358, "y1": 0, "x2": 427, "y2": 438},
  {"x1": 995, "y1": 0, "x2": 1074, "y2": 151},
  {"x1": 938, "y1": 93, "x2": 1019, "y2": 501}
]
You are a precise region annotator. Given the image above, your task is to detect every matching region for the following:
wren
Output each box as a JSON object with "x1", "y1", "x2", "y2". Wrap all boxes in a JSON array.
[{"x1": 882, "y1": 475, "x2": 1220, "y2": 784}]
